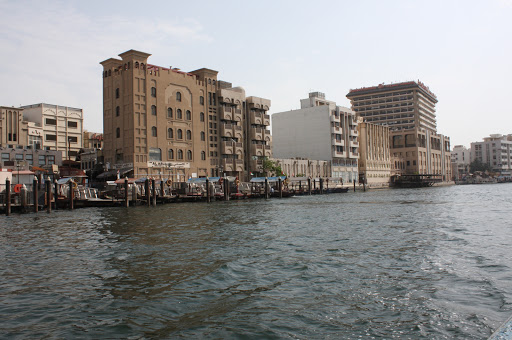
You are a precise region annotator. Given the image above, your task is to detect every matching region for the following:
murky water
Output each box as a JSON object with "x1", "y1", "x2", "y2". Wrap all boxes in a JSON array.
[{"x1": 1, "y1": 184, "x2": 512, "y2": 339}]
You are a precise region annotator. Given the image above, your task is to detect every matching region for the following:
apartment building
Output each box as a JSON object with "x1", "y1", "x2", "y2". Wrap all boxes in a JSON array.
[
  {"x1": 100, "y1": 50, "x2": 271, "y2": 181},
  {"x1": 272, "y1": 92, "x2": 359, "y2": 182},
  {"x1": 20, "y1": 103, "x2": 84, "y2": 161},
  {"x1": 347, "y1": 81, "x2": 452, "y2": 181},
  {"x1": 357, "y1": 121, "x2": 392, "y2": 187},
  {"x1": 471, "y1": 134, "x2": 512, "y2": 173},
  {"x1": 451, "y1": 145, "x2": 470, "y2": 180}
]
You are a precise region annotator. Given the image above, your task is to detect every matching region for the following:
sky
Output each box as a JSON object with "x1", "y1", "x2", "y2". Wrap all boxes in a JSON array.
[{"x1": 1, "y1": 0, "x2": 511, "y2": 148}]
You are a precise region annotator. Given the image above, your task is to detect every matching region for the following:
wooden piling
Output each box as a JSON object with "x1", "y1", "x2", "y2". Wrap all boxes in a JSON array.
[
  {"x1": 264, "y1": 177, "x2": 269, "y2": 199},
  {"x1": 152, "y1": 179, "x2": 156, "y2": 206},
  {"x1": 33, "y1": 178, "x2": 39, "y2": 213},
  {"x1": 68, "y1": 180, "x2": 74, "y2": 210},
  {"x1": 278, "y1": 177, "x2": 283, "y2": 198},
  {"x1": 320, "y1": 178, "x2": 324, "y2": 195},
  {"x1": 145, "y1": 179, "x2": 150, "y2": 207},
  {"x1": 160, "y1": 179, "x2": 164, "y2": 198},
  {"x1": 224, "y1": 178, "x2": 229, "y2": 201},
  {"x1": 5, "y1": 178, "x2": 11, "y2": 216},
  {"x1": 206, "y1": 177, "x2": 210, "y2": 203},
  {"x1": 124, "y1": 177, "x2": 129, "y2": 208},
  {"x1": 54, "y1": 180, "x2": 58, "y2": 210},
  {"x1": 353, "y1": 180, "x2": 356, "y2": 192},
  {"x1": 46, "y1": 178, "x2": 52, "y2": 213},
  {"x1": 308, "y1": 177, "x2": 312, "y2": 195}
]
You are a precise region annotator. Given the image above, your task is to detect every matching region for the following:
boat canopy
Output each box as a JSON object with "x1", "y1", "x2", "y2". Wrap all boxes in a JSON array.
[
  {"x1": 187, "y1": 177, "x2": 221, "y2": 183},
  {"x1": 57, "y1": 177, "x2": 74, "y2": 185},
  {"x1": 250, "y1": 176, "x2": 286, "y2": 183}
]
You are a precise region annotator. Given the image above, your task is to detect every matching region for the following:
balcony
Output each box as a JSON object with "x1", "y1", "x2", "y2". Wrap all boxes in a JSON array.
[
  {"x1": 350, "y1": 140, "x2": 359, "y2": 147},
  {"x1": 264, "y1": 145, "x2": 272, "y2": 157},
  {"x1": 263, "y1": 114, "x2": 270, "y2": 126},
  {"x1": 220, "y1": 124, "x2": 234, "y2": 137},
  {"x1": 250, "y1": 159, "x2": 263, "y2": 172},
  {"x1": 233, "y1": 109, "x2": 243, "y2": 122},
  {"x1": 233, "y1": 125, "x2": 243, "y2": 138},
  {"x1": 221, "y1": 159, "x2": 235, "y2": 171},
  {"x1": 234, "y1": 142, "x2": 243, "y2": 153},
  {"x1": 331, "y1": 126, "x2": 341, "y2": 133},
  {"x1": 219, "y1": 106, "x2": 233, "y2": 121},
  {"x1": 251, "y1": 144, "x2": 264, "y2": 156},
  {"x1": 332, "y1": 139, "x2": 345, "y2": 146},
  {"x1": 235, "y1": 159, "x2": 244, "y2": 172},
  {"x1": 250, "y1": 127, "x2": 264, "y2": 141},
  {"x1": 221, "y1": 141, "x2": 234, "y2": 154},
  {"x1": 250, "y1": 112, "x2": 264, "y2": 125}
]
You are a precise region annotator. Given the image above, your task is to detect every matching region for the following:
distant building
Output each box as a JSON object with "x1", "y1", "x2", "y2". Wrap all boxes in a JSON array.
[
  {"x1": 83, "y1": 131, "x2": 103, "y2": 149},
  {"x1": 451, "y1": 145, "x2": 470, "y2": 180},
  {"x1": 347, "y1": 81, "x2": 452, "y2": 181},
  {"x1": 272, "y1": 92, "x2": 359, "y2": 182},
  {"x1": 470, "y1": 134, "x2": 512, "y2": 173},
  {"x1": 272, "y1": 158, "x2": 330, "y2": 178},
  {"x1": 357, "y1": 121, "x2": 392, "y2": 187},
  {"x1": 100, "y1": 50, "x2": 271, "y2": 181},
  {"x1": 0, "y1": 106, "x2": 27, "y2": 148},
  {"x1": 20, "y1": 103, "x2": 84, "y2": 161},
  {"x1": 0, "y1": 146, "x2": 62, "y2": 171}
]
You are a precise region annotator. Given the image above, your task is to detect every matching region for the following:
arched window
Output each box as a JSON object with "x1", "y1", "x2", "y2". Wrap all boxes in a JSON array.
[
  {"x1": 200, "y1": 131, "x2": 205, "y2": 141},
  {"x1": 200, "y1": 96, "x2": 204, "y2": 105},
  {"x1": 187, "y1": 150, "x2": 192, "y2": 160},
  {"x1": 115, "y1": 88, "x2": 120, "y2": 98},
  {"x1": 104, "y1": 71, "x2": 107, "y2": 78},
  {"x1": 116, "y1": 106, "x2": 120, "y2": 117},
  {"x1": 177, "y1": 109, "x2": 182, "y2": 119},
  {"x1": 176, "y1": 92, "x2": 182, "y2": 102},
  {"x1": 200, "y1": 112, "x2": 204, "y2": 122},
  {"x1": 151, "y1": 105, "x2": 157, "y2": 115},
  {"x1": 108, "y1": 70, "x2": 111, "y2": 76},
  {"x1": 201, "y1": 151, "x2": 206, "y2": 160},
  {"x1": 186, "y1": 110, "x2": 191, "y2": 120},
  {"x1": 186, "y1": 130, "x2": 192, "y2": 140},
  {"x1": 177, "y1": 129, "x2": 183, "y2": 139},
  {"x1": 177, "y1": 149, "x2": 183, "y2": 160},
  {"x1": 124, "y1": 63, "x2": 127, "y2": 70},
  {"x1": 167, "y1": 108, "x2": 173, "y2": 118},
  {"x1": 168, "y1": 128, "x2": 173, "y2": 139},
  {"x1": 141, "y1": 63, "x2": 145, "y2": 70},
  {"x1": 151, "y1": 87, "x2": 156, "y2": 97},
  {"x1": 135, "y1": 62, "x2": 139, "y2": 68},
  {"x1": 168, "y1": 149, "x2": 174, "y2": 159},
  {"x1": 116, "y1": 128, "x2": 120, "y2": 138},
  {"x1": 151, "y1": 126, "x2": 157, "y2": 137}
]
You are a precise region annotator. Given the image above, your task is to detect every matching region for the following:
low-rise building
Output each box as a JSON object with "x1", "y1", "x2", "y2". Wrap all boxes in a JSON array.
[
  {"x1": 451, "y1": 145, "x2": 470, "y2": 180},
  {"x1": 272, "y1": 158, "x2": 330, "y2": 178},
  {"x1": 470, "y1": 134, "x2": 512, "y2": 173},
  {"x1": 357, "y1": 121, "x2": 392, "y2": 187}
]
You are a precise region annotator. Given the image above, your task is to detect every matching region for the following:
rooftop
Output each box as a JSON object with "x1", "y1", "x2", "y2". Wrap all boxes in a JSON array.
[{"x1": 347, "y1": 80, "x2": 437, "y2": 102}]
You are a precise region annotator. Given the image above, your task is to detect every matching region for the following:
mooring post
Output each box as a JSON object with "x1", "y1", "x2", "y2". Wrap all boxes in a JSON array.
[
  {"x1": 353, "y1": 180, "x2": 356, "y2": 192},
  {"x1": 21, "y1": 185, "x2": 27, "y2": 210},
  {"x1": 68, "y1": 180, "x2": 74, "y2": 210},
  {"x1": 5, "y1": 178, "x2": 11, "y2": 216},
  {"x1": 278, "y1": 177, "x2": 283, "y2": 198},
  {"x1": 33, "y1": 177, "x2": 39, "y2": 213},
  {"x1": 320, "y1": 178, "x2": 324, "y2": 195},
  {"x1": 264, "y1": 177, "x2": 269, "y2": 199},
  {"x1": 124, "y1": 177, "x2": 129, "y2": 208},
  {"x1": 46, "y1": 177, "x2": 52, "y2": 214},
  {"x1": 160, "y1": 179, "x2": 164, "y2": 198},
  {"x1": 308, "y1": 177, "x2": 312, "y2": 195},
  {"x1": 54, "y1": 180, "x2": 58, "y2": 210},
  {"x1": 206, "y1": 177, "x2": 210, "y2": 203},
  {"x1": 152, "y1": 179, "x2": 156, "y2": 206},
  {"x1": 145, "y1": 179, "x2": 150, "y2": 207},
  {"x1": 224, "y1": 177, "x2": 230, "y2": 201}
]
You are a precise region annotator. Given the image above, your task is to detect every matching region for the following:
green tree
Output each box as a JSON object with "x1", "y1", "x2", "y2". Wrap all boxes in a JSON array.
[
  {"x1": 262, "y1": 158, "x2": 285, "y2": 176},
  {"x1": 469, "y1": 159, "x2": 491, "y2": 173}
]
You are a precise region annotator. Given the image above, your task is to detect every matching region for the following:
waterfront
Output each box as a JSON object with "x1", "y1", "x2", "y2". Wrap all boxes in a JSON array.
[{"x1": 1, "y1": 184, "x2": 512, "y2": 339}]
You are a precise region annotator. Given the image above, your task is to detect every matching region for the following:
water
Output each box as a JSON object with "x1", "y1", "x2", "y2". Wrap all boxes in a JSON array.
[{"x1": 1, "y1": 184, "x2": 512, "y2": 339}]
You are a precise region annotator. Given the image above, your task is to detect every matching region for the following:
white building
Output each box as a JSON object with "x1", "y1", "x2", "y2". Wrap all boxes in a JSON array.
[
  {"x1": 470, "y1": 134, "x2": 512, "y2": 173},
  {"x1": 272, "y1": 92, "x2": 359, "y2": 182},
  {"x1": 451, "y1": 145, "x2": 470, "y2": 180},
  {"x1": 20, "y1": 103, "x2": 83, "y2": 161}
]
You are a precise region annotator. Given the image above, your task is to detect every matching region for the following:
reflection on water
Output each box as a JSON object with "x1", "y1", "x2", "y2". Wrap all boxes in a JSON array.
[{"x1": 1, "y1": 184, "x2": 512, "y2": 339}]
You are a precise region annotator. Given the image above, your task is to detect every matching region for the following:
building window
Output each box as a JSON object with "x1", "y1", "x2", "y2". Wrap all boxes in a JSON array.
[
  {"x1": 186, "y1": 110, "x2": 191, "y2": 120},
  {"x1": 167, "y1": 108, "x2": 173, "y2": 118},
  {"x1": 200, "y1": 112, "x2": 204, "y2": 122},
  {"x1": 46, "y1": 134, "x2": 57, "y2": 141},
  {"x1": 177, "y1": 109, "x2": 182, "y2": 119},
  {"x1": 25, "y1": 154, "x2": 33, "y2": 165},
  {"x1": 116, "y1": 88, "x2": 120, "y2": 98},
  {"x1": 47, "y1": 155, "x2": 55, "y2": 165},
  {"x1": 168, "y1": 128, "x2": 173, "y2": 139},
  {"x1": 116, "y1": 106, "x2": 120, "y2": 117},
  {"x1": 68, "y1": 121, "x2": 78, "y2": 128},
  {"x1": 45, "y1": 118, "x2": 57, "y2": 126},
  {"x1": 68, "y1": 136, "x2": 78, "y2": 143},
  {"x1": 177, "y1": 129, "x2": 183, "y2": 139},
  {"x1": 151, "y1": 105, "x2": 157, "y2": 115},
  {"x1": 200, "y1": 96, "x2": 204, "y2": 105},
  {"x1": 186, "y1": 130, "x2": 192, "y2": 140},
  {"x1": 39, "y1": 155, "x2": 46, "y2": 165},
  {"x1": 201, "y1": 151, "x2": 206, "y2": 160},
  {"x1": 151, "y1": 87, "x2": 156, "y2": 97},
  {"x1": 200, "y1": 131, "x2": 205, "y2": 141},
  {"x1": 177, "y1": 149, "x2": 183, "y2": 160},
  {"x1": 149, "y1": 148, "x2": 162, "y2": 161},
  {"x1": 15, "y1": 154, "x2": 23, "y2": 160},
  {"x1": 187, "y1": 150, "x2": 192, "y2": 160},
  {"x1": 116, "y1": 128, "x2": 120, "y2": 138},
  {"x1": 168, "y1": 149, "x2": 174, "y2": 159},
  {"x1": 151, "y1": 126, "x2": 157, "y2": 137},
  {"x1": 176, "y1": 92, "x2": 182, "y2": 102}
]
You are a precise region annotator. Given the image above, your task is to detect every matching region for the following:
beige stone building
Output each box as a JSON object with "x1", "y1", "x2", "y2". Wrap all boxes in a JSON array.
[
  {"x1": 20, "y1": 103, "x2": 84, "y2": 161},
  {"x1": 357, "y1": 121, "x2": 391, "y2": 187},
  {"x1": 347, "y1": 81, "x2": 452, "y2": 181},
  {"x1": 272, "y1": 158, "x2": 331, "y2": 178},
  {"x1": 0, "y1": 106, "x2": 27, "y2": 148},
  {"x1": 100, "y1": 50, "x2": 270, "y2": 181}
]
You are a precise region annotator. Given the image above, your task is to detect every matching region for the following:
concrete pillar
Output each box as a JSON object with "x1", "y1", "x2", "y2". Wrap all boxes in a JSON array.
[
  {"x1": 124, "y1": 177, "x2": 129, "y2": 208},
  {"x1": 33, "y1": 177, "x2": 39, "y2": 213},
  {"x1": 151, "y1": 179, "x2": 156, "y2": 207},
  {"x1": 5, "y1": 178, "x2": 11, "y2": 216},
  {"x1": 46, "y1": 178, "x2": 52, "y2": 213}
]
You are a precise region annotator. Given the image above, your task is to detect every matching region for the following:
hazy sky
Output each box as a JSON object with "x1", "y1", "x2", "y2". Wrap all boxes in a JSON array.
[{"x1": 1, "y1": 0, "x2": 511, "y2": 148}]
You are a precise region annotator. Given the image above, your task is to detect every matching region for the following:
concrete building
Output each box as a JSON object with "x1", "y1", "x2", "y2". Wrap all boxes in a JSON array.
[
  {"x1": 0, "y1": 106, "x2": 28, "y2": 148},
  {"x1": 100, "y1": 50, "x2": 270, "y2": 181},
  {"x1": 471, "y1": 134, "x2": 512, "y2": 173},
  {"x1": 83, "y1": 131, "x2": 103, "y2": 149},
  {"x1": 451, "y1": 145, "x2": 470, "y2": 180},
  {"x1": 1, "y1": 146, "x2": 62, "y2": 170},
  {"x1": 357, "y1": 121, "x2": 392, "y2": 187},
  {"x1": 347, "y1": 81, "x2": 452, "y2": 181},
  {"x1": 272, "y1": 158, "x2": 330, "y2": 178},
  {"x1": 272, "y1": 92, "x2": 359, "y2": 182},
  {"x1": 20, "y1": 103, "x2": 84, "y2": 161}
]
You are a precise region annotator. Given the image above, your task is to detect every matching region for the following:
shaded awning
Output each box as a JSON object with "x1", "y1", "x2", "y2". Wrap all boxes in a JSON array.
[
  {"x1": 250, "y1": 176, "x2": 286, "y2": 183},
  {"x1": 30, "y1": 166, "x2": 48, "y2": 173}
]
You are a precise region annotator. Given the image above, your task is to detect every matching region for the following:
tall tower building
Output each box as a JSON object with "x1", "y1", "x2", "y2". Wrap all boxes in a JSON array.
[
  {"x1": 347, "y1": 81, "x2": 451, "y2": 180},
  {"x1": 100, "y1": 50, "x2": 270, "y2": 181}
]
